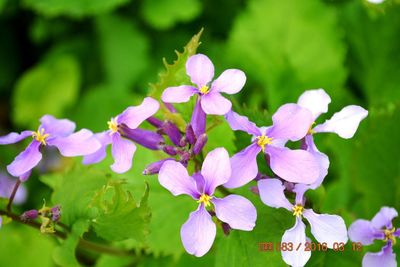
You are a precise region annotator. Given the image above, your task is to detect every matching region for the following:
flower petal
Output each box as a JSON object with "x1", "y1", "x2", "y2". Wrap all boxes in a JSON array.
[
  {"x1": 117, "y1": 97, "x2": 160, "y2": 129},
  {"x1": 266, "y1": 146, "x2": 319, "y2": 184},
  {"x1": 82, "y1": 132, "x2": 112, "y2": 165},
  {"x1": 225, "y1": 110, "x2": 261, "y2": 136},
  {"x1": 211, "y1": 69, "x2": 246, "y2": 94},
  {"x1": 39, "y1": 115, "x2": 76, "y2": 137},
  {"x1": 313, "y1": 105, "x2": 368, "y2": 139},
  {"x1": 212, "y1": 194, "x2": 257, "y2": 231},
  {"x1": 7, "y1": 141, "x2": 42, "y2": 177},
  {"x1": 201, "y1": 148, "x2": 231, "y2": 195},
  {"x1": 371, "y1": 207, "x2": 398, "y2": 229},
  {"x1": 348, "y1": 219, "x2": 384, "y2": 245},
  {"x1": 159, "y1": 160, "x2": 199, "y2": 198},
  {"x1": 161, "y1": 85, "x2": 197, "y2": 104},
  {"x1": 297, "y1": 89, "x2": 331, "y2": 120},
  {"x1": 48, "y1": 129, "x2": 101, "y2": 157},
  {"x1": 267, "y1": 104, "x2": 313, "y2": 141},
  {"x1": 281, "y1": 217, "x2": 311, "y2": 267},
  {"x1": 303, "y1": 209, "x2": 348, "y2": 248},
  {"x1": 200, "y1": 92, "x2": 232, "y2": 115},
  {"x1": 186, "y1": 54, "x2": 214, "y2": 88},
  {"x1": 181, "y1": 205, "x2": 216, "y2": 257},
  {"x1": 224, "y1": 143, "x2": 261, "y2": 189},
  {"x1": 257, "y1": 178, "x2": 292, "y2": 210},
  {"x1": 0, "y1": 131, "x2": 33, "y2": 145},
  {"x1": 362, "y1": 242, "x2": 397, "y2": 267},
  {"x1": 110, "y1": 133, "x2": 136, "y2": 173}
]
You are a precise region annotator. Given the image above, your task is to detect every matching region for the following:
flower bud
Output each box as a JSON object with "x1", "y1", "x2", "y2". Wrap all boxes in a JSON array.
[
  {"x1": 51, "y1": 205, "x2": 61, "y2": 222},
  {"x1": 143, "y1": 159, "x2": 173, "y2": 175},
  {"x1": 147, "y1": 117, "x2": 164, "y2": 128},
  {"x1": 193, "y1": 134, "x2": 208, "y2": 155},
  {"x1": 191, "y1": 99, "x2": 206, "y2": 137},
  {"x1": 21, "y1": 209, "x2": 39, "y2": 221},
  {"x1": 162, "y1": 121, "x2": 182, "y2": 147},
  {"x1": 185, "y1": 124, "x2": 196, "y2": 145},
  {"x1": 222, "y1": 222, "x2": 231, "y2": 236},
  {"x1": 120, "y1": 126, "x2": 164, "y2": 150},
  {"x1": 179, "y1": 137, "x2": 187, "y2": 147},
  {"x1": 162, "y1": 145, "x2": 178, "y2": 156}
]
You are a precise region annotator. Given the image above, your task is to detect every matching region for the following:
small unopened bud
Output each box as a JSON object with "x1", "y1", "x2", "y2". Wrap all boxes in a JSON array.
[
  {"x1": 250, "y1": 186, "x2": 260, "y2": 195},
  {"x1": 185, "y1": 124, "x2": 196, "y2": 145},
  {"x1": 222, "y1": 222, "x2": 231, "y2": 236},
  {"x1": 179, "y1": 137, "x2": 187, "y2": 147},
  {"x1": 147, "y1": 117, "x2": 164, "y2": 128},
  {"x1": 51, "y1": 205, "x2": 61, "y2": 222},
  {"x1": 193, "y1": 134, "x2": 208, "y2": 155},
  {"x1": 179, "y1": 151, "x2": 191, "y2": 162},
  {"x1": 163, "y1": 121, "x2": 182, "y2": 147},
  {"x1": 120, "y1": 126, "x2": 164, "y2": 150},
  {"x1": 143, "y1": 159, "x2": 173, "y2": 175},
  {"x1": 21, "y1": 209, "x2": 39, "y2": 221},
  {"x1": 163, "y1": 145, "x2": 177, "y2": 156}
]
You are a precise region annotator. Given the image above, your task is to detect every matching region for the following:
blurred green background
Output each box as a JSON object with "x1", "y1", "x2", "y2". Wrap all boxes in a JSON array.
[{"x1": 0, "y1": 0, "x2": 399, "y2": 266}]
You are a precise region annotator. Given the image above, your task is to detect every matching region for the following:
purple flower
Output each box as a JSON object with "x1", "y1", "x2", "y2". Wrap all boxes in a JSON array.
[
  {"x1": 0, "y1": 172, "x2": 27, "y2": 204},
  {"x1": 224, "y1": 104, "x2": 320, "y2": 188},
  {"x1": 83, "y1": 97, "x2": 160, "y2": 173},
  {"x1": 258, "y1": 178, "x2": 348, "y2": 266},
  {"x1": 161, "y1": 54, "x2": 246, "y2": 115},
  {"x1": 158, "y1": 148, "x2": 257, "y2": 257},
  {"x1": 0, "y1": 115, "x2": 101, "y2": 178},
  {"x1": 348, "y1": 207, "x2": 399, "y2": 267}
]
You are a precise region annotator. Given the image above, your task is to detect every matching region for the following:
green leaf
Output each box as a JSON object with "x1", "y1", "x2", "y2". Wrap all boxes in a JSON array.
[
  {"x1": 23, "y1": 0, "x2": 131, "y2": 17},
  {"x1": 90, "y1": 180, "x2": 151, "y2": 243},
  {"x1": 141, "y1": 0, "x2": 202, "y2": 30},
  {"x1": 12, "y1": 55, "x2": 80, "y2": 128}
]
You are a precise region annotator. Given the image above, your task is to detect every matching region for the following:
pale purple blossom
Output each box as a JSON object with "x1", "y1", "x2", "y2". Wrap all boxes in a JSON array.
[
  {"x1": 348, "y1": 207, "x2": 399, "y2": 267},
  {"x1": 0, "y1": 115, "x2": 101, "y2": 178},
  {"x1": 258, "y1": 178, "x2": 348, "y2": 267},
  {"x1": 224, "y1": 104, "x2": 320, "y2": 188},
  {"x1": 158, "y1": 148, "x2": 257, "y2": 257},
  {"x1": 161, "y1": 54, "x2": 246, "y2": 115},
  {"x1": 0, "y1": 172, "x2": 27, "y2": 204}
]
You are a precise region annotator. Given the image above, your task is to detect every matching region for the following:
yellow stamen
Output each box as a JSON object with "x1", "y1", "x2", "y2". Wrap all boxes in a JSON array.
[
  {"x1": 197, "y1": 194, "x2": 213, "y2": 207},
  {"x1": 307, "y1": 122, "x2": 317, "y2": 135},
  {"x1": 384, "y1": 228, "x2": 397, "y2": 245},
  {"x1": 32, "y1": 128, "x2": 50, "y2": 145},
  {"x1": 199, "y1": 85, "x2": 210, "y2": 95},
  {"x1": 292, "y1": 205, "x2": 304, "y2": 217},
  {"x1": 257, "y1": 134, "x2": 273, "y2": 152},
  {"x1": 107, "y1": 118, "x2": 119, "y2": 133}
]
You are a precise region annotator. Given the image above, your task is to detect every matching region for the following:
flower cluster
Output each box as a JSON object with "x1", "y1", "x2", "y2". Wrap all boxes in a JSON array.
[{"x1": 0, "y1": 53, "x2": 372, "y2": 266}]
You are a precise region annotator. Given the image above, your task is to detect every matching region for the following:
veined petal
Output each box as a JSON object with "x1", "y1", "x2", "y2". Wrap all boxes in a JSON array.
[
  {"x1": 266, "y1": 146, "x2": 319, "y2": 184},
  {"x1": 186, "y1": 54, "x2": 214, "y2": 88},
  {"x1": 303, "y1": 209, "x2": 348, "y2": 248},
  {"x1": 225, "y1": 110, "x2": 261, "y2": 136},
  {"x1": 371, "y1": 207, "x2": 398, "y2": 229},
  {"x1": 117, "y1": 97, "x2": 160, "y2": 129},
  {"x1": 82, "y1": 132, "x2": 112, "y2": 165},
  {"x1": 297, "y1": 89, "x2": 331, "y2": 120},
  {"x1": 180, "y1": 205, "x2": 216, "y2": 257},
  {"x1": 200, "y1": 92, "x2": 232, "y2": 115},
  {"x1": 0, "y1": 131, "x2": 33, "y2": 145},
  {"x1": 110, "y1": 133, "x2": 136, "y2": 173},
  {"x1": 257, "y1": 178, "x2": 292, "y2": 210},
  {"x1": 212, "y1": 194, "x2": 257, "y2": 231},
  {"x1": 224, "y1": 143, "x2": 261, "y2": 189},
  {"x1": 39, "y1": 115, "x2": 76, "y2": 137},
  {"x1": 159, "y1": 160, "x2": 199, "y2": 198},
  {"x1": 267, "y1": 103, "x2": 313, "y2": 141},
  {"x1": 348, "y1": 219, "x2": 384, "y2": 245},
  {"x1": 201, "y1": 148, "x2": 231, "y2": 195},
  {"x1": 161, "y1": 85, "x2": 197, "y2": 104},
  {"x1": 281, "y1": 217, "x2": 311, "y2": 267},
  {"x1": 362, "y1": 242, "x2": 397, "y2": 267},
  {"x1": 211, "y1": 69, "x2": 246, "y2": 94},
  {"x1": 7, "y1": 141, "x2": 42, "y2": 177},
  {"x1": 313, "y1": 105, "x2": 368, "y2": 139}
]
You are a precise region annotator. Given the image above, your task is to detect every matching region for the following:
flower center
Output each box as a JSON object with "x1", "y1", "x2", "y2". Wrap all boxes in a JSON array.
[
  {"x1": 292, "y1": 205, "x2": 304, "y2": 217},
  {"x1": 256, "y1": 134, "x2": 273, "y2": 152},
  {"x1": 199, "y1": 85, "x2": 210, "y2": 95},
  {"x1": 107, "y1": 118, "x2": 119, "y2": 133},
  {"x1": 383, "y1": 228, "x2": 396, "y2": 245},
  {"x1": 32, "y1": 128, "x2": 50, "y2": 146},
  {"x1": 197, "y1": 194, "x2": 213, "y2": 207},
  {"x1": 307, "y1": 122, "x2": 316, "y2": 135}
]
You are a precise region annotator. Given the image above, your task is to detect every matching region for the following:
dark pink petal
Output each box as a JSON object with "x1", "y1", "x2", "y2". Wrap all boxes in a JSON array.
[
  {"x1": 211, "y1": 69, "x2": 246, "y2": 94},
  {"x1": 200, "y1": 92, "x2": 232, "y2": 115},
  {"x1": 224, "y1": 144, "x2": 261, "y2": 189},
  {"x1": 266, "y1": 146, "x2": 319, "y2": 184},
  {"x1": 297, "y1": 89, "x2": 331, "y2": 120},
  {"x1": 267, "y1": 103, "x2": 313, "y2": 141},
  {"x1": 161, "y1": 85, "x2": 197, "y2": 103},
  {"x1": 7, "y1": 141, "x2": 42, "y2": 177},
  {"x1": 110, "y1": 133, "x2": 136, "y2": 173},
  {"x1": 371, "y1": 207, "x2": 398, "y2": 229},
  {"x1": 159, "y1": 160, "x2": 199, "y2": 198},
  {"x1": 257, "y1": 178, "x2": 292, "y2": 210},
  {"x1": 117, "y1": 97, "x2": 160, "y2": 129},
  {"x1": 0, "y1": 131, "x2": 33, "y2": 145},
  {"x1": 39, "y1": 115, "x2": 76, "y2": 137},
  {"x1": 180, "y1": 205, "x2": 216, "y2": 257},
  {"x1": 201, "y1": 148, "x2": 231, "y2": 195},
  {"x1": 348, "y1": 219, "x2": 384, "y2": 245},
  {"x1": 225, "y1": 110, "x2": 261, "y2": 136},
  {"x1": 48, "y1": 129, "x2": 101, "y2": 157},
  {"x1": 186, "y1": 54, "x2": 214, "y2": 88},
  {"x1": 362, "y1": 243, "x2": 397, "y2": 267},
  {"x1": 82, "y1": 132, "x2": 112, "y2": 165},
  {"x1": 212, "y1": 194, "x2": 256, "y2": 231}
]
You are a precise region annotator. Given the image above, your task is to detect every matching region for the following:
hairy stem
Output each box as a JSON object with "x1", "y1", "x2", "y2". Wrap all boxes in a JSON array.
[{"x1": 7, "y1": 180, "x2": 21, "y2": 212}]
